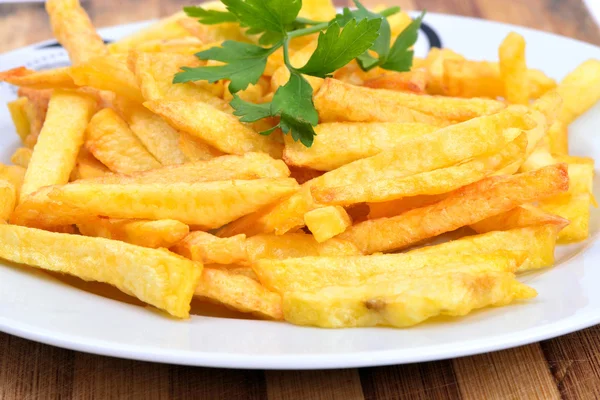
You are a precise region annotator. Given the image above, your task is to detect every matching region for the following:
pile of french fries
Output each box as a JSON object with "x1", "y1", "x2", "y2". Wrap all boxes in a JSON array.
[{"x1": 0, "y1": 0, "x2": 597, "y2": 328}]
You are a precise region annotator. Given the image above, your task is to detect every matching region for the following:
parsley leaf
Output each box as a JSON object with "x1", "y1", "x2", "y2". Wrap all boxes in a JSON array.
[
  {"x1": 183, "y1": 6, "x2": 238, "y2": 24},
  {"x1": 298, "y1": 18, "x2": 382, "y2": 78},
  {"x1": 380, "y1": 11, "x2": 425, "y2": 71},
  {"x1": 173, "y1": 41, "x2": 274, "y2": 93},
  {"x1": 222, "y1": 0, "x2": 301, "y2": 35},
  {"x1": 231, "y1": 96, "x2": 272, "y2": 122}
]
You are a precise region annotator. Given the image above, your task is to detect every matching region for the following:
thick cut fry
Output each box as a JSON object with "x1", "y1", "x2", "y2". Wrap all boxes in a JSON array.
[
  {"x1": 85, "y1": 108, "x2": 161, "y2": 174},
  {"x1": 0, "y1": 181, "x2": 17, "y2": 221},
  {"x1": 313, "y1": 133, "x2": 528, "y2": 205},
  {"x1": 131, "y1": 37, "x2": 205, "y2": 54},
  {"x1": 339, "y1": 165, "x2": 569, "y2": 254},
  {"x1": 172, "y1": 231, "x2": 247, "y2": 265},
  {"x1": 283, "y1": 122, "x2": 438, "y2": 171},
  {"x1": 289, "y1": 166, "x2": 324, "y2": 184},
  {"x1": 299, "y1": 0, "x2": 337, "y2": 20},
  {"x1": 0, "y1": 67, "x2": 77, "y2": 90},
  {"x1": 77, "y1": 218, "x2": 189, "y2": 249},
  {"x1": 255, "y1": 251, "x2": 524, "y2": 294},
  {"x1": 86, "y1": 152, "x2": 290, "y2": 184},
  {"x1": 70, "y1": 148, "x2": 110, "y2": 180},
  {"x1": 10, "y1": 147, "x2": 32, "y2": 168},
  {"x1": 178, "y1": 17, "x2": 247, "y2": 44},
  {"x1": 0, "y1": 164, "x2": 25, "y2": 199},
  {"x1": 0, "y1": 223, "x2": 201, "y2": 318},
  {"x1": 363, "y1": 70, "x2": 428, "y2": 94},
  {"x1": 283, "y1": 271, "x2": 536, "y2": 328},
  {"x1": 178, "y1": 132, "x2": 223, "y2": 161},
  {"x1": 548, "y1": 122, "x2": 568, "y2": 155},
  {"x1": 145, "y1": 100, "x2": 283, "y2": 158},
  {"x1": 499, "y1": 32, "x2": 529, "y2": 104},
  {"x1": 470, "y1": 204, "x2": 569, "y2": 234},
  {"x1": 304, "y1": 206, "x2": 352, "y2": 242},
  {"x1": 7, "y1": 97, "x2": 31, "y2": 142},
  {"x1": 70, "y1": 56, "x2": 144, "y2": 103},
  {"x1": 195, "y1": 268, "x2": 283, "y2": 320},
  {"x1": 424, "y1": 48, "x2": 467, "y2": 95},
  {"x1": 20, "y1": 90, "x2": 96, "y2": 202},
  {"x1": 315, "y1": 78, "x2": 505, "y2": 123},
  {"x1": 539, "y1": 194, "x2": 591, "y2": 243},
  {"x1": 14, "y1": 179, "x2": 299, "y2": 229},
  {"x1": 46, "y1": 0, "x2": 107, "y2": 65},
  {"x1": 114, "y1": 99, "x2": 186, "y2": 165},
  {"x1": 367, "y1": 194, "x2": 448, "y2": 219},
  {"x1": 411, "y1": 225, "x2": 562, "y2": 272},
  {"x1": 556, "y1": 59, "x2": 600, "y2": 124}
]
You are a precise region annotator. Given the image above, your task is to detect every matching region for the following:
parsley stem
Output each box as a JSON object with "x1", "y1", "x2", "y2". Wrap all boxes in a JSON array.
[{"x1": 287, "y1": 6, "x2": 401, "y2": 38}]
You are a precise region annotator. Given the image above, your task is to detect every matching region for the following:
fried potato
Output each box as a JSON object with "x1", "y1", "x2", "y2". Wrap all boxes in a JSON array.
[
  {"x1": 499, "y1": 32, "x2": 529, "y2": 104},
  {"x1": 145, "y1": 100, "x2": 283, "y2": 158},
  {"x1": 548, "y1": 122, "x2": 568, "y2": 155},
  {"x1": 299, "y1": 0, "x2": 337, "y2": 20},
  {"x1": 178, "y1": 132, "x2": 223, "y2": 161},
  {"x1": 283, "y1": 271, "x2": 535, "y2": 328},
  {"x1": 411, "y1": 225, "x2": 562, "y2": 272},
  {"x1": 288, "y1": 166, "x2": 324, "y2": 184},
  {"x1": 304, "y1": 206, "x2": 352, "y2": 242},
  {"x1": 85, "y1": 108, "x2": 161, "y2": 174},
  {"x1": 255, "y1": 251, "x2": 523, "y2": 294},
  {"x1": 178, "y1": 16, "x2": 247, "y2": 44},
  {"x1": 0, "y1": 164, "x2": 25, "y2": 199},
  {"x1": 283, "y1": 122, "x2": 438, "y2": 171},
  {"x1": 556, "y1": 59, "x2": 600, "y2": 124},
  {"x1": 70, "y1": 148, "x2": 110, "y2": 180},
  {"x1": 387, "y1": 10, "x2": 413, "y2": 38},
  {"x1": 114, "y1": 99, "x2": 186, "y2": 165},
  {"x1": 271, "y1": 40, "x2": 323, "y2": 92},
  {"x1": 424, "y1": 48, "x2": 466, "y2": 95},
  {"x1": 313, "y1": 133, "x2": 528, "y2": 205},
  {"x1": 0, "y1": 181, "x2": 17, "y2": 221},
  {"x1": 20, "y1": 90, "x2": 96, "y2": 202},
  {"x1": 470, "y1": 204, "x2": 569, "y2": 234},
  {"x1": 195, "y1": 268, "x2": 282, "y2": 320},
  {"x1": 0, "y1": 67, "x2": 77, "y2": 90},
  {"x1": 316, "y1": 78, "x2": 506, "y2": 123},
  {"x1": 367, "y1": 194, "x2": 448, "y2": 219},
  {"x1": 540, "y1": 193, "x2": 591, "y2": 243},
  {"x1": 172, "y1": 231, "x2": 247, "y2": 265},
  {"x1": 78, "y1": 218, "x2": 189, "y2": 249},
  {"x1": 7, "y1": 98, "x2": 31, "y2": 142},
  {"x1": 363, "y1": 70, "x2": 428, "y2": 94},
  {"x1": 15, "y1": 178, "x2": 299, "y2": 229},
  {"x1": 10, "y1": 147, "x2": 32, "y2": 168},
  {"x1": 339, "y1": 164, "x2": 569, "y2": 254},
  {"x1": 0, "y1": 223, "x2": 201, "y2": 318},
  {"x1": 131, "y1": 37, "x2": 206, "y2": 54},
  {"x1": 19, "y1": 89, "x2": 50, "y2": 147},
  {"x1": 46, "y1": 0, "x2": 107, "y2": 65}
]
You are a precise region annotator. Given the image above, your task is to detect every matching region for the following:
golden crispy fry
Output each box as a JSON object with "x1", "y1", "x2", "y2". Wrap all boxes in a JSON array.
[
  {"x1": 172, "y1": 231, "x2": 247, "y2": 265},
  {"x1": 131, "y1": 37, "x2": 206, "y2": 54},
  {"x1": 145, "y1": 100, "x2": 283, "y2": 158},
  {"x1": 0, "y1": 223, "x2": 201, "y2": 317},
  {"x1": 557, "y1": 59, "x2": 600, "y2": 124},
  {"x1": 7, "y1": 97, "x2": 31, "y2": 142},
  {"x1": 271, "y1": 40, "x2": 323, "y2": 92},
  {"x1": 288, "y1": 166, "x2": 324, "y2": 184},
  {"x1": 387, "y1": 10, "x2": 413, "y2": 38},
  {"x1": 363, "y1": 70, "x2": 428, "y2": 94},
  {"x1": 78, "y1": 218, "x2": 189, "y2": 249},
  {"x1": 424, "y1": 48, "x2": 466, "y2": 95},
  {"x1": 283, "y1": 122, "x2": 438, "y2": 171},
  {"x1": 70, "y1": 148, "x2": 110, "y2": 180},
  {"x1": 195, "y1": 268, "x2": 283, "y2": 320},
  {"x1": 304, "y1": 206, "x2": 352, "y2": 243},
  {"x1": 367, "y1": 194, "x2": 448, "y2": 219},
  {"x1": 499, "y1": 32, "x2": 529, "y2": 104},
  {"x1": 114, "y1": 99, "x2": 186, "y2": 165},
  {"x1": 177, "y1": 17, "x2": 247, "y2": 44},
  {"x1": 178, "y1": 132, "x2": 223, "y2": 161},
  {"x1": 0, "y1": 180, "x2": 16, "y2": 221},
  {"x1": 540, "y1": 193, "x2": 591, "y2": 243},
  {"x1": 85, "y1": 108, "x2": 161, "y2": 174},
  {"x1": 313, "y1": 133, "x2": 528, "y2": 205},
  {"x1": 548, "y1": 122, "x2": 568, "y2": 155},
  {"x1": 0, "y1": 67, "x2": 77, "y2": 90},
  {"x1": 411, "y1": 225, "x2": 562, "y2": 272},
  {"x1": 339, "y1": 164, "x2": 569, "y2": 254},
  {"x1": 299, "y1": 0, "x2": 336, "y2": 20},
  {"x1": 20, "y1": 90, "x2": 96, "y2": 202},
  {"x1": 10, "y1": 147, "x2": 32, "y2": 168},
  {"x1": 283, "y1": 271, "x2": 535, "y2": 328},
  {"x1": 15, "y1": 178, "x2": 299, "y2": 229},
  {"x1": 46, "y1": 0, "x2": 107, "y2": 65},
  {"x1": 207, "y1": 265, "x2": 258, "y2": 281},
  {"x1": 0, "y1": 164, "x2": 25, "y2": 199},
  {"x1": 470, "y1": 204, "x2": 569, "y2": 234},
  {"x1": 19, "y1": 89, "x2": 50, "y2": 147}
]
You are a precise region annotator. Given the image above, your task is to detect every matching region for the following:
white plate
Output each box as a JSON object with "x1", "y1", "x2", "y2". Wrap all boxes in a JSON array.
[{"x1": 1, "y1": 13, "x2": 599, "y2": 370}]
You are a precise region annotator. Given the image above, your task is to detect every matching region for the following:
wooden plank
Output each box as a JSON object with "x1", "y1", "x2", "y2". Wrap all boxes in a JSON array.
[
  {"x1": 541, "y1": 325, "x2": 600, "y2": 400},
  {"x1": 266, "y1": 369, "x2": 364, "y2": 400},
  {"x1": 453, "y1": 344, "x2": 561, "y2": 400},
  {"x1": 359, "y1": 360, "x2": 461, "y2": 400},
  {"x1": 0, "y1": 332, "x2": 75, "y2": 400}
]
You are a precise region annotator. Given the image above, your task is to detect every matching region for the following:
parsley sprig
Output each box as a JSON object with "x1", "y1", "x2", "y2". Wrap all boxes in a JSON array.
[{"x1": 174, "y1": 0, "x2": 425, "y2": 147}]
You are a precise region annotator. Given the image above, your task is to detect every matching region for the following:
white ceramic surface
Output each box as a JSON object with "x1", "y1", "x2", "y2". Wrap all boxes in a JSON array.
[{"x1": 0, "y1": 13, "x2": 599, "y2": 370}]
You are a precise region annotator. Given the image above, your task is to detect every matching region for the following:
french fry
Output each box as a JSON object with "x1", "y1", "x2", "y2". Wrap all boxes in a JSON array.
[
  {"x1": 132, "y1": 37, "x2": 206, "y2": 54},
  {"x1": 339, "y1": 164, "x2": 569, "y2": 254},
  {"x1": 313, "y1": 133, "x2": 528, "y2": 205},
  {"x1": 145, "y1": 99, "x2": 283, "y2": 158},
  {"x1": 288, "y1": 166, "x2": 324, "y2": 184},
  {"x1": 85, "y1": 108, "x2": 161, "y2": 174},
  {"x1": 315, "y1": 78, "x2": 506, "y2": 123},
  {"x1": 7, "y1": 98, "x2": 31, "y2": 142},
  {"x1": 18, "y1": 88, "x2": 51, "y2": 147},
  {"x1": 424, "y1": 48, "x2": 466, "y2": 95},
  {"x1": 255, "y1": 251, "x2": 524, "y2": 294},
  {"x1": 304, "y1": 206, "x2": 352, "y2": 242},
  {"x1": 20, "y1": 90, "x2": 96, "y2": 202},
  {"x1": 70, "y1": 148, "x2": 110, "y2": 180},
  {"x1": 548, "y1": 122, "x2": 568, "y2": 155},
  {"x1": 178, "y1": 132, "x2": 224, "y2": 161},
  {"x1": 10, "y1": 147, "x2": 32, "y2": 168},
  {"x1": 283, "y1": 271, "x2": 535, "y2": 328},
  {"x1": 14, "y1": 178, "x2": 299, "y2": 229},
  {"x1": 540, "y1": 194, "x2": 591, "y2": 243},
  {"x1": 411, "y1": 225, "x2": 562, "y2": 272},
  {"x1": 299, "y1": 0, "x2": 337, "y2": 20},
  {"x1": 367, "y1": 194, "x2": 448, "y2": 219},
  {"x1": 363, "y1": 70, "x2": 428, "y2": 94},
  {"x1": 271, "y1": 40, "x2": 323, "y2": 92},
  {"x1": 195, "y1": 268, "x2": 283, "y2": 320},
  {"x1": 470, "y1": 204, "x2": 569, "y2": 234},
  {"x1": 178, "y1": 16, "x2": 247, "y2": 44},
  {"x1": 0, "y1": 67, "x2": 77, "y2": 90},
  {"x1": 499, "y1": 32, "x2": 529, "y2": 104},
  {"x1": 172, "y1": 231, "x2": 247, "y2": 265},
  {"x1": 0, "y1": 164, "x2": 25, "y2": 199},
  {"x1": 0, "y1": 181, "x2": 17, "y2": 221},
  {"x1": 46, "y1": 0, "x2": 108, "y2": 65},
  {"x1": 77, "y1": 218, "x2": 189, "y2": 249},
  {"x1": 0, "y1": 223, "x2": 201, "y2": 318},
  {"x1": 556, "y1": 59, "x2": 600, "y2": 124},
  {"x1": 283, "y1": 122, "x2": 438, "y2": 171}
]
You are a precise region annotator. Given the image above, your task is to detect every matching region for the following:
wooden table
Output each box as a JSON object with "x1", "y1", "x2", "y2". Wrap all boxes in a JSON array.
[{"x1": 1, "y1": 1, "x2": 600, "y2": 399}]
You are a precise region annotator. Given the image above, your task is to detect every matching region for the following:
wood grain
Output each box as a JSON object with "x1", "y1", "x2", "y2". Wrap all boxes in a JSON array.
[{"x1": 1, "y1": 1, "x2": 600, "y2": 400}]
